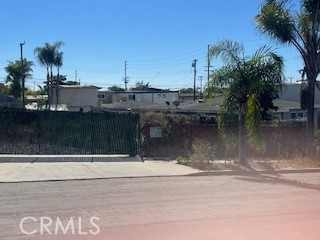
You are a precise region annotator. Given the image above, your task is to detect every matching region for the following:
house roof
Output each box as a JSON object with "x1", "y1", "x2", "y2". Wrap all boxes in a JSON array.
[
  {"x1": 0, "y1": 93, "x2": 21, "y2": 107},
  {"x1": 102, "y1": 97, "x2": 222, "y2": 113},
  {"x1": 273, "y1": 99, "x2": 320, "y2": 112},
  {"x1": 99, "y1": 88, "x2": 179, "y2": 93},
  {"x1": 26, "y1": 95, "x2": 48, "y2": 100},
  {"x1": 58, "y1": 85, "x2": 100, "y2": 89},
  {"x1": 102, "y1": 96, "x2": 320, "y2": 114},
  {"x1": 115, "y1": 90, "x2": 179, "y2": 94}
]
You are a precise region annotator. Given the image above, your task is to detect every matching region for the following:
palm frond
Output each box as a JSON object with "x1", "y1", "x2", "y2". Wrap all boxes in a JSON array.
[
  {"x1": 255, "y1": 0, "x2": 297, "y2": 44},
  {"x1": 209, "y1": 39, "x2": 244, "y2": 67}
]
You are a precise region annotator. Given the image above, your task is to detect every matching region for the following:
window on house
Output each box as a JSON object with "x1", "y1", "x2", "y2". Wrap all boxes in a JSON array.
[
  {"x1": 291, "y1": 113, "x2": 296, "y2": 119},
  {"x1": 157, "y1": 93, "x2": 161, "y2": 98},
  {"x1": 128, "y1": 95, "x2": 135, "y2": 100},
  {"x1": 162, "y1": 94, "x2": 166, "y2": 98},
  {"x1": 98, "y1": 93, "x2": 105, "y2": 99},
  {"x1": 297, "y1": 112, "x2": 303, "y2": 118}
]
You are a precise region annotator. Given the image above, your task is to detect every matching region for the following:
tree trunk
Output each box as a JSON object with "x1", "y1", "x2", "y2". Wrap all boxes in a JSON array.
[
  {"x1": 307, "y1": 76, "x2": 316, "y2": 156},
  {"x1": 46, "y1": 70, "x2": 49, "y2": 110},
  {"x1": 239, "y1": 102, "x2": 246, "y2": 164}
]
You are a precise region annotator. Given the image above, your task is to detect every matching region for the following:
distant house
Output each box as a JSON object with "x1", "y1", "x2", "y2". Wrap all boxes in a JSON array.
[
  {"x1": 179, "y1": 92, "x2": 201, "y2": 102},
  {"x1": 97, "y1": 89, "x2": 113, "y2": 104},
  {"x1": 276, "y1": 83, "x2": 320, "y2": 128},
  {"x1": 51, "y1": 85, "x2": 100, "y2": 112},
  {"x1": 279, "y1": 83, "x2": 320, "y2": 104},
  {"x1": 0, "y1": 93, "x2": 21, "y2": 108},
  {"x1": 105, "y1": 88, "x2": 179, "y2": 104}
]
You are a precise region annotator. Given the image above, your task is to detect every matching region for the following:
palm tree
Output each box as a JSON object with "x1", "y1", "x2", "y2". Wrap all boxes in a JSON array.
[
  {"x1": 255, "y1": 0, "x2": 320, "y2": 152},
  {"x1": 207, "y1": 40, "x2": 284, "y2": 164},
  {"x1": 133, "y1": 81, "x2": 150, "y2": 91},
  {"x1": 54, "y1": 51, "x2": 63, "y2": 79},
  {"x1": 34, "y1": 41, "x2": 64, "y2": 106},
  {"x1": 5, "y1": 59, "x2": 34, "y2": 100}
]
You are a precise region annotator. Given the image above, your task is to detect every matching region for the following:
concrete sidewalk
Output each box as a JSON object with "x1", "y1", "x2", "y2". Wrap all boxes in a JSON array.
[{"x1": 0, "y1": 161, "x2": 200, "y2": 183}]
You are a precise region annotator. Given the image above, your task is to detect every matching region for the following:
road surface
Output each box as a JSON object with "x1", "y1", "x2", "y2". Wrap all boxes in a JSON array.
[{"x1": 0, "y1": 172, "x2": 320, "y2": 239}]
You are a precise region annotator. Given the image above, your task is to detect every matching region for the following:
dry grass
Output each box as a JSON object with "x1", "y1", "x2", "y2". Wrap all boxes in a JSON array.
[{"x1": 176, "y1": 136, "x2": 320, "y2": 171}]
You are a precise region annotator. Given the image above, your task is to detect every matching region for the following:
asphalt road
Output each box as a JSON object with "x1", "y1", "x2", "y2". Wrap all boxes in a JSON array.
[{"x1": 1, "y1": 173, "x2": 320, "y2": 240}]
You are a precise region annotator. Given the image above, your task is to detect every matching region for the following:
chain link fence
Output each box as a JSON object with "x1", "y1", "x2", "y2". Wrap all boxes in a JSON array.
[{"x1": 0, "y1": 110, "x2": 140, "y2": 156}]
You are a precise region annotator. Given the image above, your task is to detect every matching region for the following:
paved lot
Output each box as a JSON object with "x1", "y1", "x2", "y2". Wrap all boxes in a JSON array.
[{"x1": 0, "y1": 173, "x2": 320, "y2": 239}]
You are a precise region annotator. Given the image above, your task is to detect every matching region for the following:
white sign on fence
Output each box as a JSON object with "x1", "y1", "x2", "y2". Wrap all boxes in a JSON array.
[{"x1": 150, "y1": 127, "x2": 163, "y2": 138}]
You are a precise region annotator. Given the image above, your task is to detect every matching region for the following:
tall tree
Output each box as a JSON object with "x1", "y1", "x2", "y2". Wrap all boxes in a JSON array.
[
  {"x1": 255, "y1": 0, "x2": 320, "y2": 152},
  {"x1": 207, "y1": 40, "x2": 284, "y2": 164},
  {"x1": 132, "y1": 81, "x2": 150, "y2": 91},
  {"x1": 0, "y1": 83, "x2": 9, "y2": 95},
  {"x1": 108, "y1": 85, "x2": 125, "y2": 92},
  {"x1": 34, "y1": 41, "x2": 64, "y2": 104},
  {"x1": 5, "y1": 59, "x2": 34, "y2": 99}
]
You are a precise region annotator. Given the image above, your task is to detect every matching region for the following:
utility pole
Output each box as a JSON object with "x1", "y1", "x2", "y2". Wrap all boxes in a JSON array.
[
  {"x1": 123, "y1": 61, "x2": 129, "y2": 91},
  {"x1": 75, "y1": 70, "x2": 78, "y2": 84},
  {"x1": 205, "y1": 44, "x2": 213, "y2": 84},
  {"x1": 192, "y1": 59, "x2": 198, "y2": 101},
  {"x1": 198, "y1": 76, "x2": 204, "y2": 96},
  {"x1": 20, "y1": 41, "x2": 25, "y2": 107}
]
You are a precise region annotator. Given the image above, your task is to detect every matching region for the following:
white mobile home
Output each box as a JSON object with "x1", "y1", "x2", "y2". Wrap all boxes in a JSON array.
[{"x1": 51, "y1": 85, "x2": 100, "y2": 111}]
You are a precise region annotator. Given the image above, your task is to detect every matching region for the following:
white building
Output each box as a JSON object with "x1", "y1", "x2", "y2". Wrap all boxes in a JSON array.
[
  {"x1": 51, "y1": 85, "x2": 100, "y2": 111},
  {"x1": 111, "y1": 90, "x2": 179, "y2": 104}
]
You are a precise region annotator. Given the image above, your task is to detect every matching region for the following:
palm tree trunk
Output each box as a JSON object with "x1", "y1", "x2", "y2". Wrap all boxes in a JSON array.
[
  {"x1": 307, "y1": 75, "x2": 316, "y2": 156},
  {"x1": 239, "y1": 102, "x2": 246, "y2": 164},
  {"x1": 46, "y1": 69, "x2": 49, "y2": 110}
]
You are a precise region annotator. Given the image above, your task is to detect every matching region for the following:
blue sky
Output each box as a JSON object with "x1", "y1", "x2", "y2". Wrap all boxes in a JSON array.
[{"x1": 0, "y1": 0, "x2": 302, "y2": 91}]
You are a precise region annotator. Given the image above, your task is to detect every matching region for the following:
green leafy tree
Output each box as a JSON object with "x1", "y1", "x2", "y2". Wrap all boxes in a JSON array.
[
  {"x1": 108, "y1": 85, "x2": 125, "y2": 92},
  {"x1": 255, "y1": 0, "x2": 320, "y2": 151},
  {"x1": 131, "y1": 81, "x2": 150, "y2": 91},
  {"x1": 0, "y1": 83, "x2": 10, "y2": 95},
  {"x1": 259, "y1": 84, "x2": 281, "y2": 120},
  {"x1": 5, "y1": 59, "x2": 34, "y2": 99},
  {"x1": 207, "y1": 40, "x2": 284, "y2": 164},
  {"x1": 179, "y1": 88, "x2": 194, "y2": 93}
]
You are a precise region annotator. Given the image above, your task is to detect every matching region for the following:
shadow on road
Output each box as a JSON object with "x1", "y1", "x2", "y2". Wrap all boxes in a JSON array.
[{"x1": 234, "y1": 173, "x2": 320, "y2": 192}]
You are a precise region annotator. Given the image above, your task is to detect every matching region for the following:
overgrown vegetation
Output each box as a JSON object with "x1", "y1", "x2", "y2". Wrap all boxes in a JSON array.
[
  {"x1": 206, "y1": 40, "x2": 284, "y2": 164},
  {"x1": 177, "y1": 139, "x2": 218, "y2": 170}
]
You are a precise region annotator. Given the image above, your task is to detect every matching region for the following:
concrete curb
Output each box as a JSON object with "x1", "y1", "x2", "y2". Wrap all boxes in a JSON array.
[
  {"x1": 0, "y1": 154, "x2": 143, "y2": 163},
  {"x1": 186, "y1": 168, "x2": 320, "y2": 176},
  {"x1": 0, "y1": 174, "x2": 188, "y2": 184},
  {"x1": 1, "y1": 168, "x2": 320, "y2": 184}
]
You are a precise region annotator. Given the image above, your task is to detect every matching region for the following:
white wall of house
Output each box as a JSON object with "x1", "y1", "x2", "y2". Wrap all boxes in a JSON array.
[
  {"x1": 98, "y1": 90, "x2": 112, "y2": 104},
  {"x1": 151, "y1": 92, "x2": 178, "y2": 104},
  {"x1": 112, "y1": 91, "x2": 179, "y2": 104},
  {"x1": 51, "y1": 86, "x2": 100, "y2": 111},
  {"x1": 274, "y1": 109, "x2": 319, "y2": 129}
]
